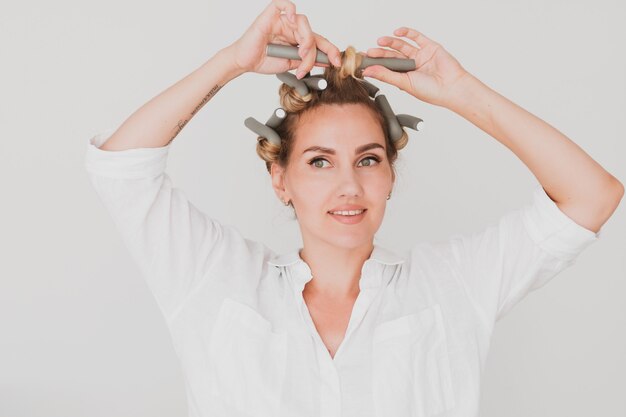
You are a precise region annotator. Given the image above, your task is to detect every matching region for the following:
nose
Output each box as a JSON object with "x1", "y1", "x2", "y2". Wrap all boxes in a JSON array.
[{"x1": 336, "y1": 166, "x2": 365, "y2": 199}]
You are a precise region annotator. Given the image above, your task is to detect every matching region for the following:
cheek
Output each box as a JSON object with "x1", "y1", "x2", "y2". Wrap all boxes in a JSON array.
[
  {"x1": 290, "y1": 178, "x2": 331, "y2": 209},
  {"x1": 290, "y1": 169, "x2": 332, "y2": 194},
  {"x1": 367, "y1": 171, "x2": 393, "y2": 194}
]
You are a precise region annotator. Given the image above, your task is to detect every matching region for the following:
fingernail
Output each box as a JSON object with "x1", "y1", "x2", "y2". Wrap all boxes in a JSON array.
[
  {"x1": 334, "y1": 56, "x2": 341, "y2": 66},
  {"x1": 296, "y1": 70, "x2": 305, "y2": 79}
]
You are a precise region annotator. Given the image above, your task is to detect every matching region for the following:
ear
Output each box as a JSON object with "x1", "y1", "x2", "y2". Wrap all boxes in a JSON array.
[{"x1": 270, "y1": 162, "x2": 289, "y2": 202}]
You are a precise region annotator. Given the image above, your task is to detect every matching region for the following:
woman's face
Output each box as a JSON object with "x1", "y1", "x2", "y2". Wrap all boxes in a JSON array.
[{"x1": 272, "y1": 103, "x2": 394, "y2": 250}]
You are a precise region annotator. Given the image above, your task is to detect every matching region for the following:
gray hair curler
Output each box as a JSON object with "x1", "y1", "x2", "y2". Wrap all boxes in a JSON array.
[
  {"x1": 244, "y1": 70, "x2": 423, "y2": 145},
  {"x1": 276, "y1": 71, "x2": 328, "y2": 98},
  {"x1": 244, "y1": 71, "x2": 330, "y2": 146},
  {"x1": 266, "y1": 43, "x2": 417, "y2": 72},
  {"x1": 244, "y1": 107, "x2": 286, "y2": 146},
  {"x1": 355, "y1": 77, "x2": 424, "y2": 141}
]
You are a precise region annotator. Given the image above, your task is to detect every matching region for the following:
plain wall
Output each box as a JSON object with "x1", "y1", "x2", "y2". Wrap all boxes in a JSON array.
[{"x1": 1, "y1": 0, "x2": 624, "y2": 415}]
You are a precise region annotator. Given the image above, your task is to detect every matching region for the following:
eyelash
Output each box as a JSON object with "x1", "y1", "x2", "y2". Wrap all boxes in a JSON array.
[{"x1": 307, "y1": 155, "x2": 381, "y2": 168}]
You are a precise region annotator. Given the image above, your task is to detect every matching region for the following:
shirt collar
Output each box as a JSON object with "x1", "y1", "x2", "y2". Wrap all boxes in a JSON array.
[{"x1": 267, "y1": 244, "x2": 405, "y2": 290}]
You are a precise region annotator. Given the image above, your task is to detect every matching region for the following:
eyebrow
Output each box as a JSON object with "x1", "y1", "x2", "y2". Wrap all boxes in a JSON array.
[{"x1": 302, "y1": 143, "x2": 385, "y2": 155}]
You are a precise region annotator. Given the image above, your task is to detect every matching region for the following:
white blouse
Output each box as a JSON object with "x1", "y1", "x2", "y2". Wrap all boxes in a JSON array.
[{"x1": 85, "y1": 128, "x2": 601, "y2": 417}]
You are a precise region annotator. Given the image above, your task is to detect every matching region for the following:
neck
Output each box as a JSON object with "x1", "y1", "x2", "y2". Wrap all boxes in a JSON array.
[{"x1": 299, "y1": 239, "x2": 374, "y2": 299}]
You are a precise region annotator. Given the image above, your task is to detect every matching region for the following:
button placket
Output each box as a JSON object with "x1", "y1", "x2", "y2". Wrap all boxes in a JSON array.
[
  {"x1": 332, "y1": 261, "x2": 382, "y2": 362},
  {"x1": 288, "y1": 260, "x2": 342, "y2": 416},
  {"x1": 319, "y1": 356, "x2": 341, "y2": 417}
]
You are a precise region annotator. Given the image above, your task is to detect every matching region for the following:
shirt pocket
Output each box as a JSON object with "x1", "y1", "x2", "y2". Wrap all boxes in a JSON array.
[
  {"x1": 372, "y1": 303, "x2": 456, "y2": 417},
  {"x1": 207, "y1": 297, "x2": 288, "y2": 416}
]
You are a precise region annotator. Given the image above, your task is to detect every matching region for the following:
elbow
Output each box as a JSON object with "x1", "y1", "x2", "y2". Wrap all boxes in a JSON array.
[
  {"x1": 603, "y1": 177, "x2": 624, "y2": 212},
  {"x1": 617, "y1": 179, "x2": 624, "y2": 197},
  {"x1": 610, "y1": 177, "x2": 624, "y2": 201}
]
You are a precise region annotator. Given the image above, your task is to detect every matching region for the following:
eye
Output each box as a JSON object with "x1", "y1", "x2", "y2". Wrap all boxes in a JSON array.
[
  {"x1": 358, "y1": 156, "x2": 381, "y2": 167},
  {"x1": 308, "y1": 157, "x2": 331, "y2": 168},
  {"x1": 308, "y1": 156, "x2": 382, "y2": 169}
]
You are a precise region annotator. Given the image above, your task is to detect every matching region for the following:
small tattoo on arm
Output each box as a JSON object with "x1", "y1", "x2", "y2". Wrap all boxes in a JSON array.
[
  {"x1": 169, "y1": 118, "x2": 189, "y2": 143},
  {"x1": 167, "y1": 83, "x2": 223, "y2": 144},
  {"x1": 191, "y1": 84, "x2": 222, "y2": 116}
]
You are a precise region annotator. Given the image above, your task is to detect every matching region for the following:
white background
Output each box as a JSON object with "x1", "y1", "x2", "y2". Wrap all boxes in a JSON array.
[{"x1": 1, "y1": 0, "x2": 624, "y2": 415}]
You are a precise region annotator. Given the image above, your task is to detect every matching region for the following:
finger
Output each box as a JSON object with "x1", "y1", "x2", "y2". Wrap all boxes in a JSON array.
[
  {"x1": 286, "y1": 58, "x2": 304, "y2": 71},
  {"x1": 275, "y1": 14, "x2": 311, "y2": 53},
  {"x1": 273, "y1": 16, "x2": 330, "y2": 69},
  {"x1": 376, "y1": 36, "x2": 418, "y2": 59},
  {"x1": 274, "y1": 16, "x2": 341, "y2": 68},
  {"x1": 393, "y1": 27, "x2": 436, "y2": 49},
  {"x1": 292, "y1": 14, "x2": 317, "y2": 77},
  {"x1": 277, "y1": 14, "x2": 302, "y2": 42},
  {"x1": 257, "y1": 0, "x2": 297, "y2": 28},
  {"x1": 313, "y1": 33, "x2": 342, "y2": 67},
  {"x1": 361, "y1": 64, "x2": 407, "y2": 91},
  {"x1": 366, "y1": 47, "x2": 406, "y2": 59},
  {"x1": 285, "y1": 60, "x2": 330, "y2": 72}
]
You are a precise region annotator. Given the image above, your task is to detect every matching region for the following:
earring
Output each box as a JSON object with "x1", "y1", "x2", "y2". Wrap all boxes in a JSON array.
[
  {"x1": 387, "y1": 193, "x2": 391, "y2": 200},
  {"x1": 283, "y1": 199, "x2": 290, "y2": 206}
]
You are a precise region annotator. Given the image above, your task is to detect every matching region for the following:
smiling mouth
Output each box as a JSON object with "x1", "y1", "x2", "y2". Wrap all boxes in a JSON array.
[{"x1": 327, "y1": 209, "x2": 367, "y2": 216}]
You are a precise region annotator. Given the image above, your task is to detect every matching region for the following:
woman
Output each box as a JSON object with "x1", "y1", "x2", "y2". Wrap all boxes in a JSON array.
[{"x1": 84, "y1": 0, "x2": 623, "y2": 416}]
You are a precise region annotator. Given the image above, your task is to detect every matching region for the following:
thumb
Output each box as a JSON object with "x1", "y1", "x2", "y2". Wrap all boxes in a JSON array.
[{"x1": 362, "y1": 65, "x2": 406, "y2": 90}]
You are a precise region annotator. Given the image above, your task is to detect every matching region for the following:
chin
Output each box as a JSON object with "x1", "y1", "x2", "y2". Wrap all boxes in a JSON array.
[{"x1": 324, "y1": 232, "x2": 376, "y2": 250}]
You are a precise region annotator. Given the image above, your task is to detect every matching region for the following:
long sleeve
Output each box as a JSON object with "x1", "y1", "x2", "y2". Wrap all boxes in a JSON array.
[
  {"x1": 436, "y1": 184, "x2": 601, "y2": 325},
  {"x1": 84, "y1": 128, "x2": 268, "y2": 322}
]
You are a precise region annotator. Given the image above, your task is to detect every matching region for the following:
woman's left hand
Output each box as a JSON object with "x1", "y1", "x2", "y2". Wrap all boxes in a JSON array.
[{"x1": 362, "y1": 27, "x2": 470, "y2": 108}]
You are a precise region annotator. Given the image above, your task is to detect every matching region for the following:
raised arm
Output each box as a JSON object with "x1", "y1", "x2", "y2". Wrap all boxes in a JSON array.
[
  {"x1": 442, "y1": 72, "x2": 622, "y2": 233},
  {"x1": 85, "y1": 0, "x2": 342, "y2": 321},
  {"x1": 98, "y1": 50, "x2": 243, "y2": 151},
  {"x1": 362, "y1": 27, "x2": 624, "y2": 234},
  {"x1": 98, "y1": 0, "x2": 342, "y2": 152}
]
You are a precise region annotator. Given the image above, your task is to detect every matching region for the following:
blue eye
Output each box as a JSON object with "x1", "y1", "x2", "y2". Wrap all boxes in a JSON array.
[{"x1": 308, "y1": 155, "x2": 381, "y2": 169}]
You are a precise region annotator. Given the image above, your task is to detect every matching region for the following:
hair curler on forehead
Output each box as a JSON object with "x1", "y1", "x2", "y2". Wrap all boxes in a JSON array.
[{"x1": 244, "y1": 70, "x2": 424, "y2": 146}]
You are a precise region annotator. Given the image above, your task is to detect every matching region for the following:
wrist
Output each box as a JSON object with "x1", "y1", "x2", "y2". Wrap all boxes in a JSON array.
[
  {"x1": 440, "y1": 72, "x2": 488, "y2": 114},
  {"x1": 441, "y1": 71, "x2": 500, "y2": 136},
  {"x1": 215, "y1": 45, "x2": 247, "y2": 82}
]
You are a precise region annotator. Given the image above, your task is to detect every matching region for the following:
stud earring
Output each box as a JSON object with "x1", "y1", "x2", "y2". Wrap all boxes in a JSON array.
[
  {"x1": 283, "y1": 199, "x2": 290, "y2": 206},
  {"x1": 387, "y1": 193, "x2": 391, "y2": 200}
]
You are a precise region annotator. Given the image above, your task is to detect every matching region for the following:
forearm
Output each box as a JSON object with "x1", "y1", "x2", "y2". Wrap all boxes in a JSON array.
[
  {"x1": 99, "y1": 47, "x2": 244, "y2": 151},
  {"x1": 444, "y1": 73, "x2": 623, "y2": 205}
]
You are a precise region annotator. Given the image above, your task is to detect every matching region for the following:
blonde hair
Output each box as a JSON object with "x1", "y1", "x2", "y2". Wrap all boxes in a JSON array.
[{"x1": 255, "y1": 46, "x2": 409, "y2": 175}]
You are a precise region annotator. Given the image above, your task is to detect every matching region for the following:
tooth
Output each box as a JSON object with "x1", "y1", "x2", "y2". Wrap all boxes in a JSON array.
[{"x1": 330, "y1": 209, "x2": 363, "y2": 216}]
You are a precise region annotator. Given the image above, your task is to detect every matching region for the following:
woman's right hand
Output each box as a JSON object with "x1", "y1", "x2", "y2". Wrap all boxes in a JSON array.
[{"x1": 224, "y1": 0, "x2": 342, "y2": 78}]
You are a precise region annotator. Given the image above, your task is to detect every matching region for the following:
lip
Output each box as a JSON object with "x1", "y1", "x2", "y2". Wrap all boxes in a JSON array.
[
  {"x1": 328, "y1": 208, "x2": 367, "y2": 225},
  {"x1": 328, "y1": 204, "x2": 366, "y2": 212}
]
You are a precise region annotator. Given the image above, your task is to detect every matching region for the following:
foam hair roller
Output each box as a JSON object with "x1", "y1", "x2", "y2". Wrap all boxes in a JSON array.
[
  {"x1": 244, "y1": 68, "x2": 423, "y2": 145},
  {"x1": 266, "y1": 43, "x2": 417, "y2": 72}
]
